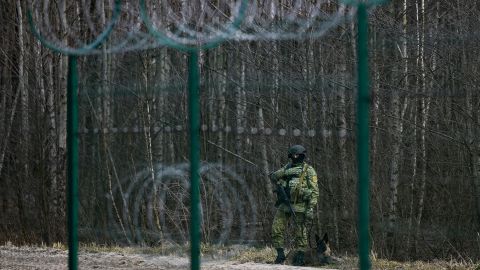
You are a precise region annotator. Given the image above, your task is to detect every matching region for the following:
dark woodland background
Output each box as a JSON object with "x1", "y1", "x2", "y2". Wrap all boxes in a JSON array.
[{"x1": 1, "y1": 0, "x2": 480, "y2": 261}]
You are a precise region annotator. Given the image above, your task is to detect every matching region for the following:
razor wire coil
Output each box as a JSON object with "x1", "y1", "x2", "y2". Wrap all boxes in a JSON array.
[
  {"x1": 29, "y1": 0, "x2": 386, "y2": 256},
  {"x1": 28, "y1": 0, "x2": 360, "y2": 54},
  {"x1": 106, "y1": 163, "x2": 258, "y2": 245}
]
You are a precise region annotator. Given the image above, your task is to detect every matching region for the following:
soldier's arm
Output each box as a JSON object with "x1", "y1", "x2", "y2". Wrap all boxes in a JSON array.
[
  {"x1": 269, "y1": 165, "x2": 288, "y2": 182},
  {"x1": 269, "y1": 169, "x2": 281, "y2": 182},
  {"x1": 307, "y1": 166, "x2": 319, "y2": 206}
]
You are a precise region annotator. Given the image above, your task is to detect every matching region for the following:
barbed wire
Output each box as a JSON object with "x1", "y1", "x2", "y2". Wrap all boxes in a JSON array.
[
  {"x1": 28, "y1": 0, "x2": 385, "y2": 250},
  {"x1": 106, "y1": 163, "x2": 258, "y2": 245},
  {"x1": 28, "y1": 0, "x2": 360, "y2": 54}
]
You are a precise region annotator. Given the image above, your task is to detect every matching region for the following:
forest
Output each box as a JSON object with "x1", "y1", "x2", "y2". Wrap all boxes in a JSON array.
[{"x1": 1, "y1": 0, "x2": 480, "y2": 263}]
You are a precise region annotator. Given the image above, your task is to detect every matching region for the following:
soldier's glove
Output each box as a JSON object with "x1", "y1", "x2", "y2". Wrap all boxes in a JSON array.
[
  {"x1": 269, "y1": 170, "x2": 285, "y2": 182},
  {"x1": 305, "y1": 207, "x2": 315, "y2": 221}
]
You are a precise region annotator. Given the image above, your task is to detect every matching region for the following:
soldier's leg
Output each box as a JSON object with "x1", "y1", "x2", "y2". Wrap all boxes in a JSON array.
[
  {"x1": 293, "y1": 212, "x2": 308, "y2": 251},
  {"x1": 292, "y1": 212, "x2": 307, "y2": 266},
  {"x1": 272, "y1": 210, "x2": 289, "y2": 248},
  {"x1": 272, "y1": 210, "x2": 289, "y2": 264}
]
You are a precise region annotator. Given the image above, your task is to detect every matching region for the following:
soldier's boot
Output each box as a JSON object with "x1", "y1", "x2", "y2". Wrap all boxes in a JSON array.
[
  {"x1": 274, "y1": 248, "x2": 286, "y2": 264},
  {"x1": 292, "y1": 251, "x2": 305, "y2": 266}
]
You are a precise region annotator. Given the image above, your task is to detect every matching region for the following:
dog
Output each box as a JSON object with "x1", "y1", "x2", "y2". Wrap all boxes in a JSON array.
[
  {"x1": 313, "y1": 233, "x2": 333, "y2": 265},
  {"x1": 285, "y1": 233, "x2": 333, "y2": 266}
]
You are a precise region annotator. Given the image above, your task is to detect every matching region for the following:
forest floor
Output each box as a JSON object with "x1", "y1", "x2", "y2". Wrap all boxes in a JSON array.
[
  {"x1": 0, "y1": 243, "x2": 478, "y2": 270},
  {"x1": 0, "y1": 244, "x2": 332, "y2": 270}
]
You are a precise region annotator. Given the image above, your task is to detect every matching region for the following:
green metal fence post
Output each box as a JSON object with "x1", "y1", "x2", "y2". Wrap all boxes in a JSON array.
[
  {"x1": 67, "y1": 56, "x2": 79, "y2": 270},
  {"x1": 357, "y1": 3, "x2": 371, "y2": 270},
  {"x1": 188, "y1": 50, "x2": 201, "y2": 270},
  {"x1": 28, "y1": 6, "x2": 118, "y2": 268}
]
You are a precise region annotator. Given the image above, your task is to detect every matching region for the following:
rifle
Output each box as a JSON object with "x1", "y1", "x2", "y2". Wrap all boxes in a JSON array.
[{"x1": 269, "y1": 172, "x2": 298, "y2": 223}]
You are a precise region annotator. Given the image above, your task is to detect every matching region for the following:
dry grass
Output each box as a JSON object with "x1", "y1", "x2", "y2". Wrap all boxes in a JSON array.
[
  {"x1": 232, "y1": 246, "x2": 277, "y2": 264},
  {"x1": 78, "y1": 242, "x2": 251, "y2": 259},
  {"x1": 6, "y1": 241, "x2": 479, "y2": 269},
  {"x1": 371, "y1": 258, "x2": 480, "y2": 270},
  {"x1": 79, "y1": 242, "x2": 189, "y2": 256},
  {"x1": 233, "y1": 246, "x2": 480, "y2": 270}
]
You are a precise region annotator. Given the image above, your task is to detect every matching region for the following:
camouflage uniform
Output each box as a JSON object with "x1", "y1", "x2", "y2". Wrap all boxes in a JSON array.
[{"x1": 270, "y1": 161, "x2": 319, "y2": 252}]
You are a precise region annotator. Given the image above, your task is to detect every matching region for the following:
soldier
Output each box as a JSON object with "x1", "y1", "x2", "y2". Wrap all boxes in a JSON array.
[{"x1": 270, "y1": 145, "x2": 319, "y2": 266}]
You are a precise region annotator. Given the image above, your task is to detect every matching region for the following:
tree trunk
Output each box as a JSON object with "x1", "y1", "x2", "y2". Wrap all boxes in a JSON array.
[
  {"x1": 216, "y1": 47, "x2": 227, "y2": 162},
  {"x1": 414, "y1": 0, "x2": 431, "y2": 252},
  {"x1": 52, "y1": 2, "x2": 69, "y2": 242},
  {"x1": 154, "y1": 48, "x2": 169, "y2": 162},
  {"x1": 34, "y1": 38, "x2": 49, "y2": 242},
  {"x1": 387, "y1": 0, "x2": 410, "y2": 254},
  {"x1": 336, "y1": 48, "x2": 349, "y2": 246},
  {"x1": 0, "y1": 33, "x2": 20, "y2": 180},
  {"x1": 414, "y1": 97, "x2": 430, "y2": 252},
  {"x1": 386, "y1": 91, "x2": 408, "y2": 255},
  {"x1": 235, "y1": 50, "x2": 246, "y2": 158},
  {"x1": 100, "y1": 0, "x2": 112, "y2": 130},
  {"x1": 271, "y1": 42, "x2": 280, "y2": 126},
  {"x1": 207, "y1": 51, "x2": 217, "y2": 157},
  {"x1": 16, "y1": 0, "x2": 28, "y2": 232},
  {"x1": 45, "y1": 52, "x2": 58, "y2": 244},
  {"x1": 336, "y1": 80, "x2": 348, "y2": 249},
  {"x1": 257, "y1": 97, "x2": 273, "y2": 201},
  {"x1": 387, "y1": 90, "x2": 401, "y2": 252},
  {"x1": 406, "y1": 107, "x2": 418, "y2": 257}
]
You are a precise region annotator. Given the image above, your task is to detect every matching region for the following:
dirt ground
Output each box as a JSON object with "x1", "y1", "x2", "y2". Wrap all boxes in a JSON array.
[{"x1": 0, "y1": 245, "x2": 338, "y2": 270}]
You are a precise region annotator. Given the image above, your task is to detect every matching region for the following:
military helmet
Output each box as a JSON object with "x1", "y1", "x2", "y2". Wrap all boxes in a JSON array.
[{"x1": 288, "y1": 145, "x2": 306, "y2": 157}]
